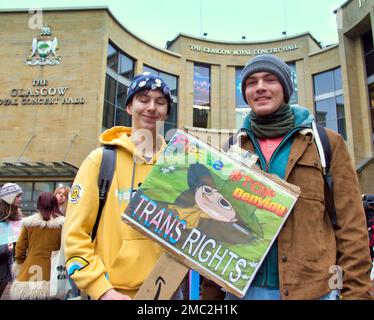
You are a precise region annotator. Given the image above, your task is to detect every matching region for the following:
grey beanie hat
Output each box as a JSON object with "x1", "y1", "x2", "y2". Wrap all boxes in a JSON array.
[
  {"x1": 0, "y1": 183, "x2": 23, "y2": 205},
  {"x1": 241, "y1": 54, "x2": 293, "y2": 104}
]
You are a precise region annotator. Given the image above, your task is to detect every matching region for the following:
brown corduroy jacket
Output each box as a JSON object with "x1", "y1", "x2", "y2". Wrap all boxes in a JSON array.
[{"x1": 203, "y1": 128, "x2": 372, "y2": 300}]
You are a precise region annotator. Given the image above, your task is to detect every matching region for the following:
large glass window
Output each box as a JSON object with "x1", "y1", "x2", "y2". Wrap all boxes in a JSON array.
[
  {"x1": 32, "y1": 182, "x2": 54, "y2": 201},
  {"x1": 314, "y1": 71, "x2": 335, "y2": 96},
  {"x1": 102, "y1": 75, "x2": 116, "y2": 129},
  {"x1": 193, "y1": 64, "x2": 210, "y2": 128},
  {"x1": 313, "y1": 67, "x2": 346, "y2": 139},
  {"x1": 193, "y1": 64, "x2": 210, "y2": 107},
  {"x1": 107, "y1": 43, "x2": 119, "y2": 73},
  {"x1": 143, "y1": 65, "x2": 178, "y2": 137},
  {"x1": 12, "y1": 181, "x2": 72, "y2": 216},
  {"x1": 193, "y1": 109, "x2": 209, "y2": 128},
  {"x1": 235, "y1": 67, "x2": 247, "y2": 108},
  {"x1": 287, "y1": 62, "x2": 298, "y2": 105},
  {"x1": 363, "y1": 31, "x2": 374, "y2": 78},
  {"x1": 119, "y1": 54, "x2": 134, "y2": 79},
  {"x1": 102, "y1": 42, "x2": 135, "y2": 130},
  {"x1": 369, "y1": 82, "x2": 374, "y2": 143},
  {"x1": 235, "y1": 67, "x2": 250, "y2": 128}
]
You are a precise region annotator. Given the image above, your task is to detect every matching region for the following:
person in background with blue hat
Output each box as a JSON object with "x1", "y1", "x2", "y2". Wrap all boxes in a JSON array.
[{"x1": 64, "y1": 72, "x2": 174, "y2": 300}]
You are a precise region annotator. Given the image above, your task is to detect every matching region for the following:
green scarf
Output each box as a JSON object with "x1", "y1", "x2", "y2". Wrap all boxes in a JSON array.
[{"x1": 249, "y1": 104, "x2": 295, "y2": 138}]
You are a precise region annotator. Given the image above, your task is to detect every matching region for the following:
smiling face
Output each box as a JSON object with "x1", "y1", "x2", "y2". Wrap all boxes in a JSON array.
[
  {"x1": 195, "y1": 185, "x2": 237, "y2": 222},
  {"x1": 126, "y1": 89, "x2": 168, "y2": 132},
  {"x1": 245, "y1": 72, "x2": 285, "y2": 116}
]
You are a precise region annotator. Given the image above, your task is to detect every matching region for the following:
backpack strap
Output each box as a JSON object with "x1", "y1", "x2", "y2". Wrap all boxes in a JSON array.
[
  {"x1": 91, "y1": 145, "x2": 116, "y2": 241},
  {"x1": 312, "y1": 122, "x2": 337, "y2": 228}
]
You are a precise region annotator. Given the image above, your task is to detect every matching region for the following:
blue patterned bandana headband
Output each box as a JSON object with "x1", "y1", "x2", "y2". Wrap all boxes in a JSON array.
[{"x1": 125, "y1": 72, "x2": 173, "y2": 114}]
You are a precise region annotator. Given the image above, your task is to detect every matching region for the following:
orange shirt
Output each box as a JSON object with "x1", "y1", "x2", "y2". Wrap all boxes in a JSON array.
[{"x1": 258, "y1": 136, "x2": 284, "y2": 163}]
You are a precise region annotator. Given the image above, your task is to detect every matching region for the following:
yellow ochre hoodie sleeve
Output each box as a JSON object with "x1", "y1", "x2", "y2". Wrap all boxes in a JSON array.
[{"x1": 64, "y1": 148, "x2": 112, "y2": 300}]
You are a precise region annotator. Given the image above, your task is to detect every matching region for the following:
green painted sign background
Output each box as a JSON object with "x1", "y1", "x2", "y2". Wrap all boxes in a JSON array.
[{"x1": 122, "y1": 130, "x2": 299, "y2": 297}]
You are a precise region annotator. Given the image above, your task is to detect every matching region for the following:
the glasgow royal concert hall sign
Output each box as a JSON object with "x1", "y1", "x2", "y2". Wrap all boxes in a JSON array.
[{"x1": 189, "y1": 43, "x2": 298, "y2": 56}]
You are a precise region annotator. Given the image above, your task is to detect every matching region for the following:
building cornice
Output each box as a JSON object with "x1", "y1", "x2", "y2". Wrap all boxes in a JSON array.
[
  {"x1": 167, "y1": 31, "x2": 322, "y2": 49},
  {"x1": 0, "y1": 6, "x2": 181, "y2": 58},
  {"x1": 334, "y1": 0, "x2": 354, "y2": 12},
  {"x1": 309, "y1": 43, "x2": 339, "y2": 57}
]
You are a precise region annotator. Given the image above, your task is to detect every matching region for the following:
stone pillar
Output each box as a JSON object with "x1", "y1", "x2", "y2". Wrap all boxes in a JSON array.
[
  {"x1": 210, "y1": 65, "x2": 220, "y2": 130},
  {"x1": 337, "y1": 29, "x2": 370, "y2": 164},
  {"x1": 182, "y1": 61, "x2": 194, "y2": 128},
  {"x1": 135, "y1": 60, "x2": 143, "y2": 74},
  {"x1": 226, "y1": 66, "x2": 237, "y2": 130}
]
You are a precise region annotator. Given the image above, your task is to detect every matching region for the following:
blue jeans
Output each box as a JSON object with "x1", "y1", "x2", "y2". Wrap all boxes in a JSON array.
[{"x1": 225, "y1": 287, "x2": 340, "y2": 300}]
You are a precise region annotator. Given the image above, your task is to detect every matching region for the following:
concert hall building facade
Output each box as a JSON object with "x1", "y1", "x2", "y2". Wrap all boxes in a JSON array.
[{"x1": 0, "y1": 0, "x2": 373, "y2": 213}]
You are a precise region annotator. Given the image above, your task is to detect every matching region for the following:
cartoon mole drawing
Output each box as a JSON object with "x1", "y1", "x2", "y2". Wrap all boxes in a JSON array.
[{"x1": 168, "y1": 163, "x2": 263, "y2": 244}]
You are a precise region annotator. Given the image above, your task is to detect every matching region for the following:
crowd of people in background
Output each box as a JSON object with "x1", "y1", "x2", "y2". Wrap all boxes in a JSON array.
[{"x1": 0, "y1": 183, "x2": 69, "y2": 300}]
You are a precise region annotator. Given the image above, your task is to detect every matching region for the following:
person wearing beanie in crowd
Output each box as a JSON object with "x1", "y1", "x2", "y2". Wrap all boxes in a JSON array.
[
  {"x1": 64, "y1": 72, "x2": 174, "y2": 300},
  {"x1": 10, "y1": 192, "x2": 64, "y2": 300},
  {"x1": 0, "y1": 183, "x2": 23, "y2": 222},
  {"x1": 202, "y1": 54, "x2": 372, "y2": 300},
  {"x1": 0, "y1": 183, "x2": 23, "y2": 298}
]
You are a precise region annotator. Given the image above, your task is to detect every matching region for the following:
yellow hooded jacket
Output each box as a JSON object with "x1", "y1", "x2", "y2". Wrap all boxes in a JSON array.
[{"x1": 64, "y1": 127, "x2": 165, "y2": 299}]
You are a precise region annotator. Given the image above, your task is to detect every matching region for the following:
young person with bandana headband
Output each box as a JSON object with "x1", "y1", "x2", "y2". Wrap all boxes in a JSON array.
[
  {"x1": 64, "y1": 72, "x2": 175, "y2": 300},
  {"x1": 202, "y1": 54, "x2": 372, "y2": 300}
]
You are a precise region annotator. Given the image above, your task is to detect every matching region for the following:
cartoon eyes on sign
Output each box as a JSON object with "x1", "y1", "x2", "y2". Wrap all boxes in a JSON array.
[
  {"x1": 170, "y1": 164, "x2": 262, "y2": 244},
  {"x1": 195, "y1": 185, "x2": 237, "y2": 223}
]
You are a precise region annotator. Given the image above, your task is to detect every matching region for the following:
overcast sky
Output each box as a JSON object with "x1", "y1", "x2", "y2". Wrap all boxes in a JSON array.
[{"x1": 1, "y1": 0, "x2": 347, "y2": 48}]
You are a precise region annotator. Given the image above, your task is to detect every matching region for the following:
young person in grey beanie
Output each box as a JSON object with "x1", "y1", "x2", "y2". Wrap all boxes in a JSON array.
[
  {"x1": 202, "y1": 54, "x2": 372, "y2": 300},
  {"x1": 63, "y1": 72, "x2": 183, "y2": 300}
]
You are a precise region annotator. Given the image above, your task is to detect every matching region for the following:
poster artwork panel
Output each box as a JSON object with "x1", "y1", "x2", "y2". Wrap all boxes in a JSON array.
[{"x1": 122, "y1": 130, "x2": 300, "y2": 298}]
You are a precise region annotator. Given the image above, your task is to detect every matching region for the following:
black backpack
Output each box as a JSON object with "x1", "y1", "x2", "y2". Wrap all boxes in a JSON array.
[
  {"x1": 314, "y1": 124, "x2": 337, "y2": 228},
  {"x1": 91, "y1": 145, "x2": 116, "y2": 241}
]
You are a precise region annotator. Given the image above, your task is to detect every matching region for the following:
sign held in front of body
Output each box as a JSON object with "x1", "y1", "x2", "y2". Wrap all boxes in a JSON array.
[{"x1": 122, "y1": 130, "x2": 300, "y2": 298}]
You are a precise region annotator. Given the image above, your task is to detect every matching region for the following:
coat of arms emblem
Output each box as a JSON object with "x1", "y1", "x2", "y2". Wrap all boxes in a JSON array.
[{"x1": 26, "y1": 25, "x2": 61, "y2": 66}]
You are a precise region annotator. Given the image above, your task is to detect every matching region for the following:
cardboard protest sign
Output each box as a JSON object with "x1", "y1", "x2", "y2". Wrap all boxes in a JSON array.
[
  {"x1": 135, "y1": 253, "x2": 189, "y2": 300},
  {"x1": 122, "y1": 130, "x2": 300, "y2": 298},
  {"x1": 0, "y1": 220, "x2": 23, "y2": 245}
]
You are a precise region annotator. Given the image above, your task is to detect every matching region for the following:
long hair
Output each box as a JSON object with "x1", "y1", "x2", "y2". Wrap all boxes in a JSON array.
[
  {"x1": 0, "y1": 199, "x2": 22, "y2": 222},
  {"x1": 37, "y1": 192, "x2": 62, "y2": 221},
  {"x1": 54, "y1": 186, "x2": 70, "y2": 215}
]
